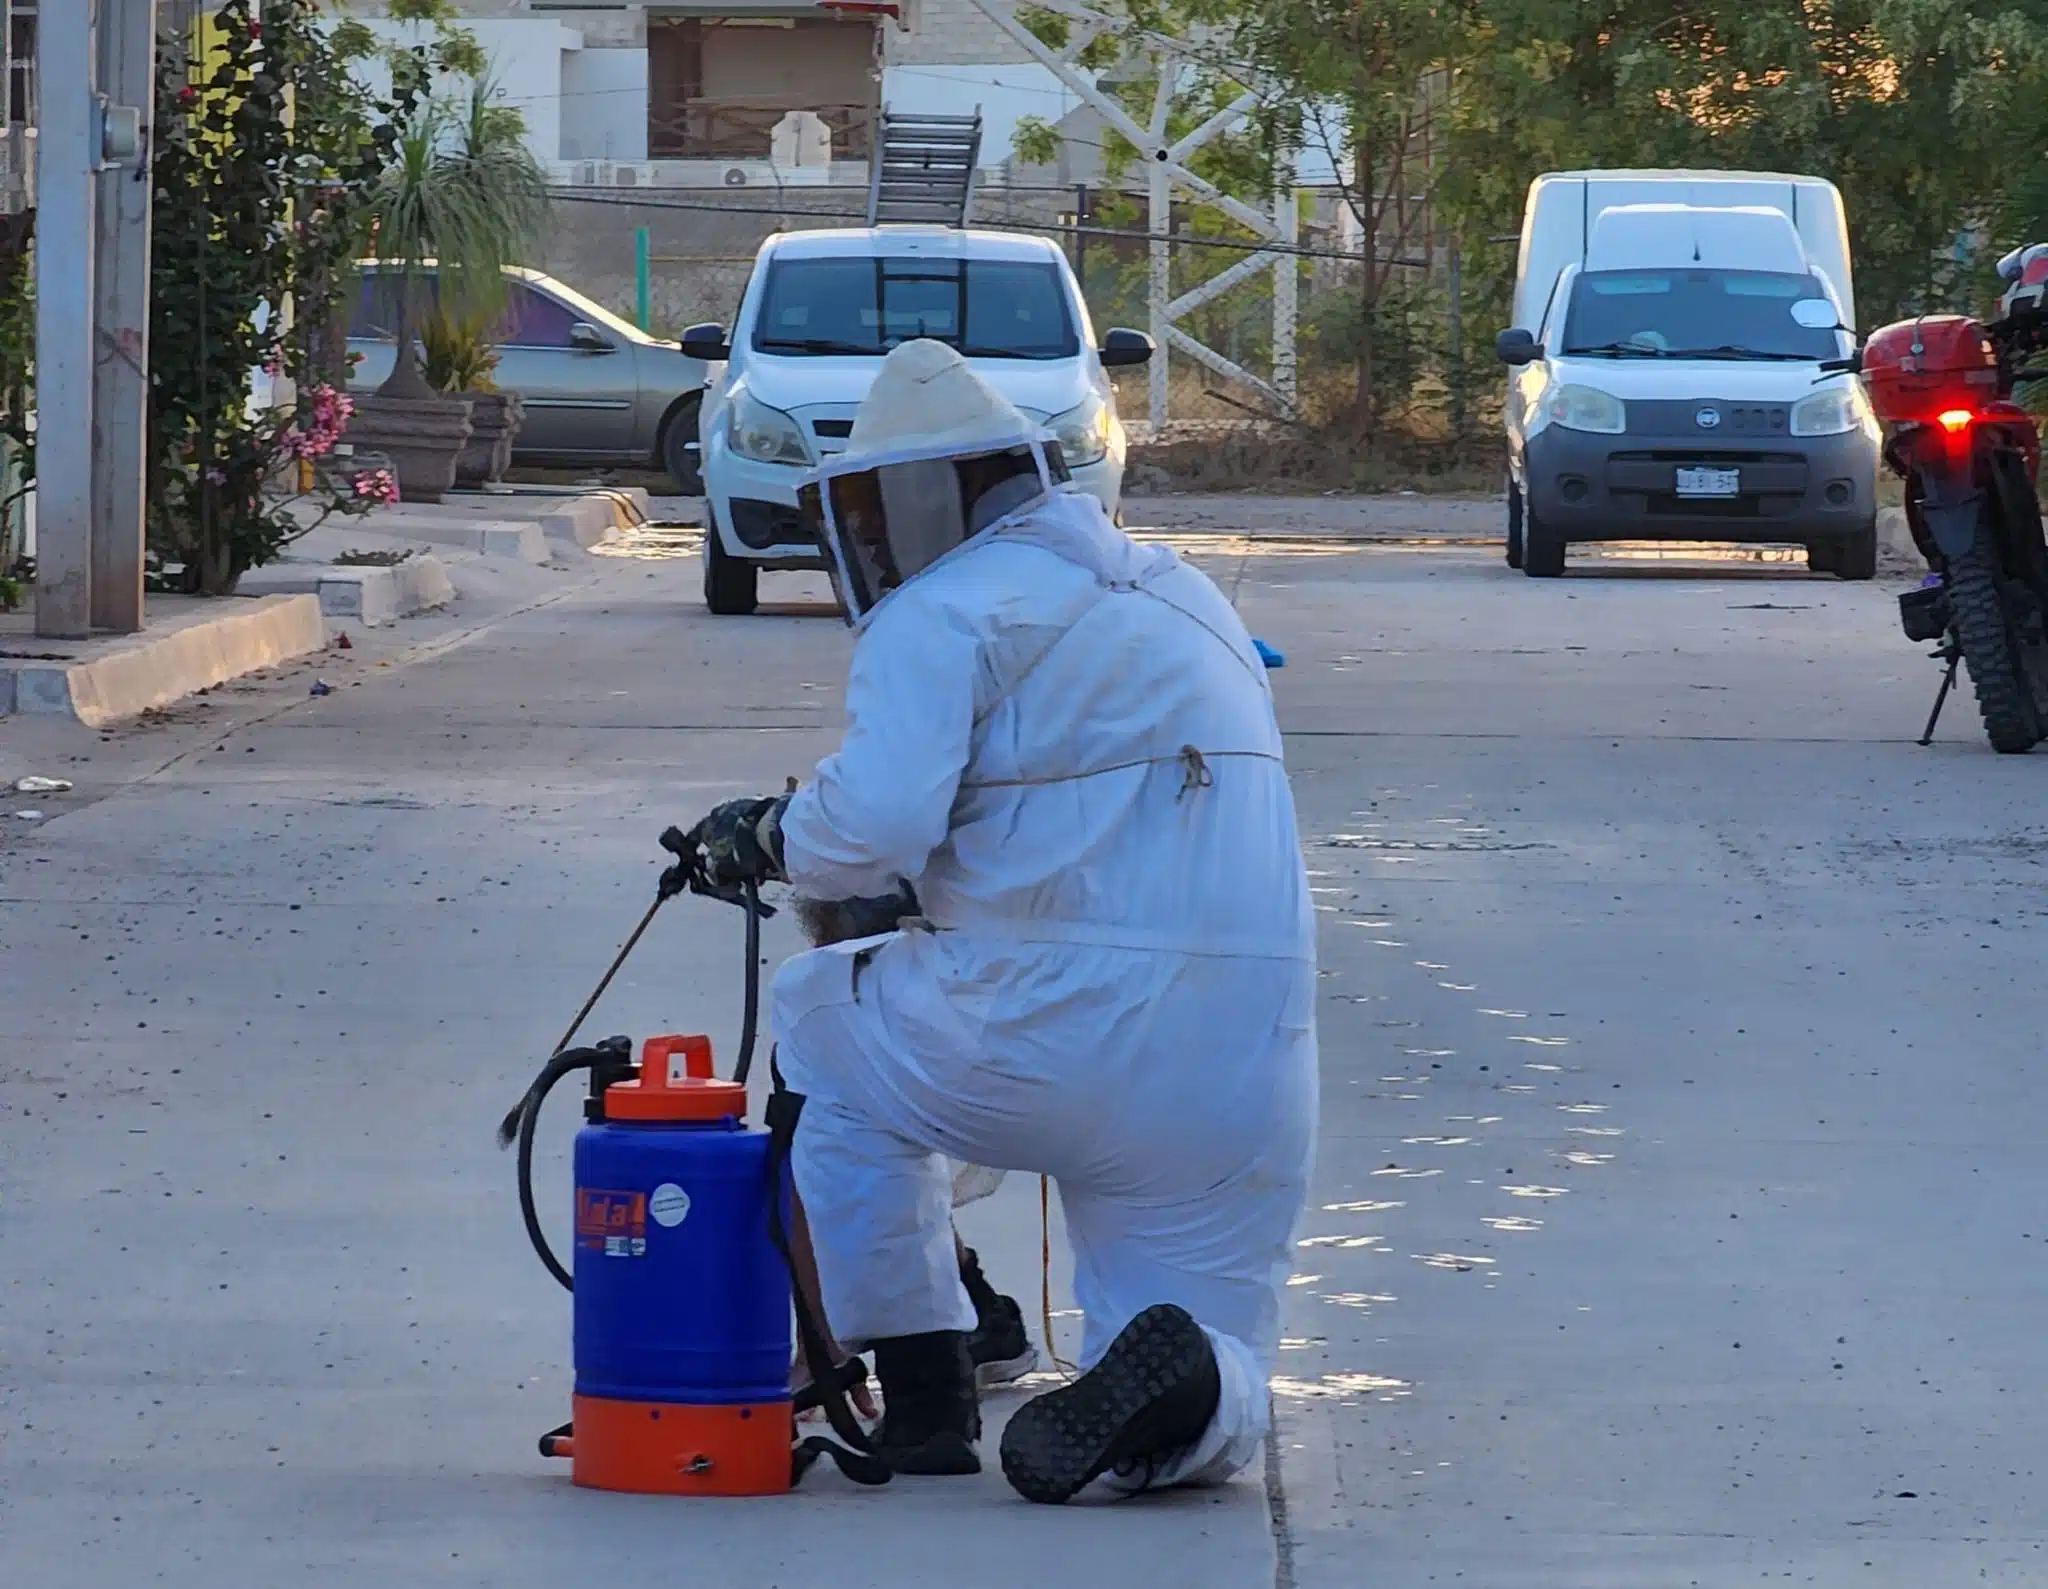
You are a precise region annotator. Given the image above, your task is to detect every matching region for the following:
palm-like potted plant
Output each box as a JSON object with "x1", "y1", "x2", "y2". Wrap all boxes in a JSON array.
[
  {"x1": 346, "y1": 75, "x2": 548, "y2": 502},
  {"x1": 424, "y1": 311, "x2": 524, "y2": 486}
]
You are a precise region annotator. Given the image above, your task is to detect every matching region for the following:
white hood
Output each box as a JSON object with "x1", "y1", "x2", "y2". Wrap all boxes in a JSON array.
[
  {"x1": 743, "y1": 350, "x2": 1094, "y2": 420},
  {"x1": 1547, "y1": 356, "x2": 1838, "y2": 399}
]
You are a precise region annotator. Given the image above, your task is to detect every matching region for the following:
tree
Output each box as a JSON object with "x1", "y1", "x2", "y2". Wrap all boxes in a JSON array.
[
  {"x1": 1441, "y1": 0, "x2": 2048, "y2": 329},
  {"x1": 360, "y1": 57, "x2": 549, "y2": 401},
  {"x1": 1219, "y1": 1, "x2": 1480, "y2": 423},
  {"x1": 149, "y1": 0, "x2": 393, "y2": 593}
]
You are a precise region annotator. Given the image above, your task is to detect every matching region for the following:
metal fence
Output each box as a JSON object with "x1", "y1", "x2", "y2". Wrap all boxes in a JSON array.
[{"x1": 534, "y1": 178, "x2": 1475, "y2": 430}]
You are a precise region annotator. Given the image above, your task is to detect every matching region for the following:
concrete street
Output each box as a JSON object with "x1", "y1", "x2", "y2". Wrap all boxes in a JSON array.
[{"x1": 4, "y1": 521, "x2": 2045, "y2": 1587}]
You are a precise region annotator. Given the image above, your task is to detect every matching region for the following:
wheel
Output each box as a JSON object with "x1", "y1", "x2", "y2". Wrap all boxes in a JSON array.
[
  {"x1": 661, "y1": 397, "x2": 704, "y2": 495},
  {"x1": 1947, "y1": 530, "x2": 2041, "y2": 752},
  {"x1": 702, "y1": 518, "x2": 758, "y2": 615},
  {"x1": 1834, "y1": 522, "x2": 1877, "y2": 581},
  {"x1": 1522, "y1": 500, "x2": 1565, "y2": 578},
  {"x1": 1805, "y1": 539, "x2": 1838, "y2": 575},
  {"x1": 1505, "y1": 479, "x2": 1526, "y2": 569}
]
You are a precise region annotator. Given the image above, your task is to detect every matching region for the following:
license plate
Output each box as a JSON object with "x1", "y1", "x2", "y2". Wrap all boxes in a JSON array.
[{"x1": 1675, "y1": 466, "x2": 1740, "y2": 499}]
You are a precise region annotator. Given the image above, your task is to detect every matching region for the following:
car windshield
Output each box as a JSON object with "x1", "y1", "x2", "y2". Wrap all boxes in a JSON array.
[
  {"x1": 752, "y1": 257, "x2": 1079, "y2": 359},
  {"x1": 1561, "y1": 269, "x2": 1841, "y2": 361}
]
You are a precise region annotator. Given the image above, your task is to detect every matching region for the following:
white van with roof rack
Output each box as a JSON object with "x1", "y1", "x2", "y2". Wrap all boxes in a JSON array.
[
  {"x1": 1497, "y1": 169, "x2": 1880, "y2": 579},
  {"x1": 681, "y1": 225, "x2": 1154, "y2": 615}
]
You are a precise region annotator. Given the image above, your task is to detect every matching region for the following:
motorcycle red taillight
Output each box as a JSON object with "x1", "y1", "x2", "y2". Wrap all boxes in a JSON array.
[{"x1": 1936, "y1": 408, "x2": 1975, "y2": 434}]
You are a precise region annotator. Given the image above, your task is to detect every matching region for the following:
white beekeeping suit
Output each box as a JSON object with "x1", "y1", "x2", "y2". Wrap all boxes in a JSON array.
[{"x1": 772, "y1": 340, "x2": 1317, "y2": 1501}]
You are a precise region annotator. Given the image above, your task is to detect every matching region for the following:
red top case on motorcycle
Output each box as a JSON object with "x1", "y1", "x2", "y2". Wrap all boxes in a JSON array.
[{"x1": 1863, "y1": 314, "x2": 2000, "y2": 426}]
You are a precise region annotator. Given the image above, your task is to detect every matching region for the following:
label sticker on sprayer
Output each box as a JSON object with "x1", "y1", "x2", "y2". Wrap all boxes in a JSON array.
[
  {"x1": 649, "y1": 1183, "x2": 691, "y2": 1228},
  {"x1": 577, "y1": 1188, "x2": 648, "y2": 1257}
]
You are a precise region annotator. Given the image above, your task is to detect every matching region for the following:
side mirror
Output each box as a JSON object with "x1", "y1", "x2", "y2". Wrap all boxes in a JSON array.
[
  {"x1": 570, "y1": 321, "x2": 614, "y2": 354},
  {"x1": 1496, "y1": 328, "x2": 1542, "y2": 367},
  {"x1": 680, "y1": 322, "x2": 733, "y2": 362},
  {"x1": 1100, "y1": 327, "x2": 1155, "y2": 368}
]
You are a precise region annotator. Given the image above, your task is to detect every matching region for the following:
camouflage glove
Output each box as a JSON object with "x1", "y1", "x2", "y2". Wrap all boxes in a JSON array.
[{"x1": 690, "y1": 794, "x2": 790, "y2": 887}]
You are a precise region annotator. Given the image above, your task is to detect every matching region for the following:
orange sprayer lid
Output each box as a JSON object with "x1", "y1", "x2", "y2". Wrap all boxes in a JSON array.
[{"x1": 605, "y1": 1034, "x2": 747, "y2": 1123}]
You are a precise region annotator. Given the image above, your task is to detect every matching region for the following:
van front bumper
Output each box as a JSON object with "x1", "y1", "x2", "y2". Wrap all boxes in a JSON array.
[{"x1": 1523, "y1": 424, "x2": 1879, "y2": 542}]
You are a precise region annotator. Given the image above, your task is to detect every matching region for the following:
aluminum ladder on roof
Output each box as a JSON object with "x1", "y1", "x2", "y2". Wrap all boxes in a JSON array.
[{"x1": 866, "y1": 110, "x2": 983, "y2": 227}]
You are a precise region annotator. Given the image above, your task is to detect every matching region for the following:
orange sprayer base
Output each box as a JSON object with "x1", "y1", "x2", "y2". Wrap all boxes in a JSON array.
[{"x1": 566, "y1": 1393, "x2": 794, "y2": 1496}]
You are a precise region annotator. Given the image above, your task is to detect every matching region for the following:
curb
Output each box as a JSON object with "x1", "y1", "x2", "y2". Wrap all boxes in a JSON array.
[
  {"x1": 539, "y1": 490, "x2": 649, "y2": 550},
  {"x1": 239, "y1": 554, "x2": 457, "y2": 626},
  {"x1": 0, "y1": 594, "x2": 326, "y2": 726},
  {"x1": 318, "y1": 556, "x2": 456, "y2": 625},
  {"x1": 371, "y1": 515, "x2": 551, "y2": 564}
]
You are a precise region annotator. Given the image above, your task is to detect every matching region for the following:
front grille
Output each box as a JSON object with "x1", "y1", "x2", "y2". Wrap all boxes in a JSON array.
[{"x1": 1627, "y1": 400, "x2": 1791, "y2": 436}]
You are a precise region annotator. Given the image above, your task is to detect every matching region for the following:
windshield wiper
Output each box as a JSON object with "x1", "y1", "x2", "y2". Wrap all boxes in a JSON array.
[
  {"x1": 1564, "y1": 341, "x2": 1666, "y2": 357},
  {"x1": 755, "y1": 337, "x2": 882, "y2": 355},
  {"x1": 1663, "y1": 345, "x2": 1813, "y2": 362},
  {"x1": 952, "y1": 344, "x2": 1060, "y2": 360}
]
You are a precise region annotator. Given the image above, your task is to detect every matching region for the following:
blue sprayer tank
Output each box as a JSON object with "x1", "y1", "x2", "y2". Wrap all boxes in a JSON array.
[{"x1": 561, "y1": 1033, "x2": 794, "y2": 1495}]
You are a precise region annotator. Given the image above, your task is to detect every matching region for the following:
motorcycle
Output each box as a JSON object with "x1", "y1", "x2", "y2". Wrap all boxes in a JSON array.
[{"x1": 1850, "y1": 252, "x2": 2048, "y2": 752}]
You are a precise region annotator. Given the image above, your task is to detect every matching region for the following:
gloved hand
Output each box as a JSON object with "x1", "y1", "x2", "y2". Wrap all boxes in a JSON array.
[{"x1": 690, "y1": 794, "x2": 790, "y2": 887}]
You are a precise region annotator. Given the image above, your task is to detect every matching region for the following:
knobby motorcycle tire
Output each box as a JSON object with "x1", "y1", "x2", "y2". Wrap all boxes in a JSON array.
[{"x1": 1947, "y1": 530, "x2": 2044, "y2": 754}]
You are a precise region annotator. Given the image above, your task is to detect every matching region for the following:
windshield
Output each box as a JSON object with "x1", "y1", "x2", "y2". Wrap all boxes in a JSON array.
[
  {"x1": 752, "y1": 257, "x2": 1079, "y2": 360},
  {"x1": 1561, "y1": 269, "x2": 1841, "y2": 361}
]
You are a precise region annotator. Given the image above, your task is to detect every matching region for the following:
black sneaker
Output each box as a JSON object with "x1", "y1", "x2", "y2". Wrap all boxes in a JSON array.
[
  {"x1": 998, "y1": 1303, "x2": 1221, "y2": 1505},
  {"x1": 872, "y1": 1330, "x2": 983, "y2": 1476},
  {"x1": 969, "y1": 1292, "x2": 1039, "y2": 1386}
]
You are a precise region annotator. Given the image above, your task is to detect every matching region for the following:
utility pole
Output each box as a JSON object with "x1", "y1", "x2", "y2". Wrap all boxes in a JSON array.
[
  {"x1": 91, "y1": 0, "x2": 154, "y2": 633},
  {"x1": 33, "y1": 0, "x2": 93, "y2": 637}
]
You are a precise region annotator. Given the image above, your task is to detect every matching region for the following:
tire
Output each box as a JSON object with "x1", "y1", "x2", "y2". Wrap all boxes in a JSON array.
[
  {"x1": 1805, "y1": 539, "x2": 1838, "y2": 575},
  {"x1": 1948, "y1": 530, "x2": 2041, "y2": 752},
  {"x1": 1522, "y1": 500, "x2": 1565, "y2": 578},
  {"x1": 661, "y1": 397, "x2": 704, "y2": 495},
  {"x1": 1505, "y1": 479, "x2": 1526, "y2": 569},
  {"x1": 702, "y1": 518, "x2": 759, "y2": 616},
  {"x1": 1834, "y1": 523, "x2": 1877, "y2": 581}
]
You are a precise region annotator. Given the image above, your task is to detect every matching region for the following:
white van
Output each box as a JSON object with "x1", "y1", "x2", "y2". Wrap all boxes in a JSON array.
[
  {"x1": 1497, "y1": 170, "x2": 1880, "y2": 578},
  {"x1": 682, "y1": 227, "x2": 1153, "y2": 615}
]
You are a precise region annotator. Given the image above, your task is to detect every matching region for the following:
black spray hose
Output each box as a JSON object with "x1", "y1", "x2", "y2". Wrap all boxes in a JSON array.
[{"x1": 501, "y1": 1043, "x2": 631, "y2": 1292}]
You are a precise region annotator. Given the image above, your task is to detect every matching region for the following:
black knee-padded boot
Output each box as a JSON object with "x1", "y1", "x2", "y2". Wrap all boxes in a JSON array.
[
  {"x1": 872, "y1": 1330, "x2": 982, "y2": 1476},
  {"x1": 998, "y1": 1303, "x2": 1221, "y2": 1504}
]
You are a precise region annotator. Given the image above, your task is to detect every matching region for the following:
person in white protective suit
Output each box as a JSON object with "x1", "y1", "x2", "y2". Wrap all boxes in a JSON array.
[{"x1": 684, "y1": 339, "x2": 1317, "y2": 1503}]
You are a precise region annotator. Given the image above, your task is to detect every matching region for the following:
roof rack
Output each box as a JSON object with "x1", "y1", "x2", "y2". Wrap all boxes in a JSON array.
[{"x1": 866, "y1": 109, "x2": 982, "y2": 228}]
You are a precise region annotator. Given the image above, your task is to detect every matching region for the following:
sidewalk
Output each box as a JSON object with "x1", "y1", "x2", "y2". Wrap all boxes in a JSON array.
[{"x1": 0, "y1": 486, "x2": 650, "y2": 726}]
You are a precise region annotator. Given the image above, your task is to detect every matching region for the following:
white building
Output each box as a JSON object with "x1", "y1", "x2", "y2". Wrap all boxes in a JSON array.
[{"x1": 336, "y1": 0, "x2": 1087, "y2": 187}]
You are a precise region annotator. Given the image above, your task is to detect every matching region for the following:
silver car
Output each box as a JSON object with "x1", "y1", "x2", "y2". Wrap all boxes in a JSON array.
[{"x1": 346, "y1": 264, "x2": 711, "y2": 492}]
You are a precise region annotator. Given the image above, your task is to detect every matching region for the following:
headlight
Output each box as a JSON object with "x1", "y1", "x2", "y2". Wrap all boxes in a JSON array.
[
  {"x1": 1048, "y1": 395, "x2": 1111, "y2": 467},
  {"x1": 1790, "y1": 385, "x2": 1862, "y2": 437},
  {"x1": 1543, "y1": 384, "x2": 1626, "y2": 435},
  {"x1": 726, "y1": 389, "x2": 812, "y2": 466}
]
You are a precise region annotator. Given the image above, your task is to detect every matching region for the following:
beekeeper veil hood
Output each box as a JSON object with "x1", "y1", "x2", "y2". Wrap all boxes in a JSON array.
[{"x1": 800, "y1": 339, "x2": 1070, "y2": 623}]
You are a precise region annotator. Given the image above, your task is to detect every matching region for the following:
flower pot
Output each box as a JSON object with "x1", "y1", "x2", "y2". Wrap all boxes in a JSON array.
[
  {"x1": 342, "y1": 393, "x2": 475, "y2": 504},
  {"x1": 454, "y1": 390, "x2": 525, "y2": 488}
]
